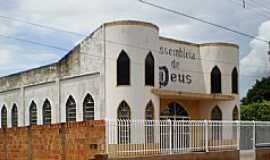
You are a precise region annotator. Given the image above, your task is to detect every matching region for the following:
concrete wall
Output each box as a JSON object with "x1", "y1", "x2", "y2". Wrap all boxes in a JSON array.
[
  {"x1": 0, "y1": 25, "x2": 105, "y2": 127},
  {"x1": 104, "y1": 21, "x2": 160, "y2": 120},
  {"x1": 0, "y1": 20, "x2": 240, "y2": 127},
  {"x1": 103, "y1": 20, "x2": 239, "y2": 121},
  {"x1": 0, "y1": 73, "x2": 101, "y2": 128}
]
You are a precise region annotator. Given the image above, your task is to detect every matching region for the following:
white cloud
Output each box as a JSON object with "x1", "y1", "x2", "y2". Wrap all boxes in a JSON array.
[{"x1": 240, "y1": 21, "x2": 270, "y2": 76}]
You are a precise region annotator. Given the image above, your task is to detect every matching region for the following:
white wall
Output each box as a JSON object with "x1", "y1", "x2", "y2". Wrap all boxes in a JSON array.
[
  {"x1": 103, "y1": 21, "x2": 240, "y2": 121},
  {"x1": 104, "y1": 23, "x2": 160, "y2": 120}
]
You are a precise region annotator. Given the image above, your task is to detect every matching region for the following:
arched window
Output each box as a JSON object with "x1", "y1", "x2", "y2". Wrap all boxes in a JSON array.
[
  {"x1": 1, "y1": 106, "x2": 7, "y2": 128},
  {"x1": 211, "y1": 106, "x2": 222, "y2": 140},
  {"x1": 83, "y1": 94, "x2": 94, "y2": 120},
  {"x1": 117, "y1": 50, "x2": 130, "y2": 86},
  {"x1": 232, "y1": 67, "x2": 238, "y2": 94},
  {"x1": 211, "y1": 106, "x2": 222, "y2": 120},
  {"x1": 145, "y1": 101, "x2": 154, "y2": 120},
  {"x1": 117, "y1": 101, "x2": 131, "y2": 120},
  {"x1": 66, "y1": 96, "x2": 76, "y2": 122},
  {"x1": 211, "y1": 66, "x2": 222, "y2": 93},
  {"x1": 233, "y1": 106, "x2": 239, "y2": 120},
  {"x1": 11, "y1": 104, "x2": 18, "y2": 127},
  {"x1": 117, "y1": 101, "x2": 131, "y2": 144},
  {"x1": 29, "y1": 101, "x2": 37, "y2": 126},
  {"x1": 43, "y1": 99, "x2": 51, "y2": 125},
  {"x1": 145, "y1": 52, "x2": 155, "y2": 86},
  {"x1": 145, "y1": 101, "x2": 154, "y2": 144}
]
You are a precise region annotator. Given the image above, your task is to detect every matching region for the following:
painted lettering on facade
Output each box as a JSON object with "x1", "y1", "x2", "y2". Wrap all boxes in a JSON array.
[
  {"x1": 159, "y1": 46, "x2": 196, "y2": 60},
  {"x1": 159, "y1": 59, "x2": 192, "y2": 88}
]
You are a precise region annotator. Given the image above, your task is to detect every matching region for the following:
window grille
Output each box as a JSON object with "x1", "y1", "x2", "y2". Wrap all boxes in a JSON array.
[
  {"x1": 30, "y1": 101, "x2": 37, "y2": 126},
  {"x1": 1, "y1": 106, "x2": 7, "y2": 128},
  {"x1": 66, "y1": 96, "x2": 76, "y2": 122},
  {"x1": 43, "y1": 99, "x2": 52, "y2": 125},
  {"x1": 145, "y1": 101, "x2": 154, "y2": 144},
  {"x1": 117, "y1": 101, "x2": 131, "y2": 144},
  {"x1": 12, "y1": 104, "x2": 18, "y2": 127},
  {"x1": 83, "y1": 94, "x2": 94, "y2": 120}
]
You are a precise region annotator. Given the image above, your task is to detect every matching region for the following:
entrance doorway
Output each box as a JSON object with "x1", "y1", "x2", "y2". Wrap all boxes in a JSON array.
[
  {"x1": 160, "y1": 102, "x2": 190, "y2": 151},
  {"x1": 160, "y1": 102, "x2": 189, "y2": 120}
]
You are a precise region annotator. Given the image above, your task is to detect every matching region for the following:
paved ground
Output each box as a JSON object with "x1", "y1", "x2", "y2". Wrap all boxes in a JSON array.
[{"x1": 240, "y1": 150, "x2": 255, "y2": 160}]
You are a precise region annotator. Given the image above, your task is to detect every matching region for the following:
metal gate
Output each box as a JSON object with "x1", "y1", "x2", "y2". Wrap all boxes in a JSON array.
[{"x1": 240, "y1": 121, "x2": 255, "y2": 160}]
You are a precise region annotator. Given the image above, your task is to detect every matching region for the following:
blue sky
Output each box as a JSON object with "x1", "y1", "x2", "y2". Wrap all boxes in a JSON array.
[{"x1": 0, "y1": 0, "x2": 269, "y2": 98}]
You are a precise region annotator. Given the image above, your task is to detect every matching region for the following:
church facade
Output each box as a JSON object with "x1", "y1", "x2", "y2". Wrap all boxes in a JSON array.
[{"x1": 0, "y1": 20, "x2": 239, "y2": 128}]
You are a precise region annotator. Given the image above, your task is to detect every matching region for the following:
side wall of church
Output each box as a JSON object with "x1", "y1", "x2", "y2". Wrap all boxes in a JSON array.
[{"x1": 0, "y1": 26, "x2": 105, "y2": 128}]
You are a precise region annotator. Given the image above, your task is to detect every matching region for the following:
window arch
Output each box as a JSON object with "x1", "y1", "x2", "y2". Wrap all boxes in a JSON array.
[
  {"x1": 160, "y1": 102, "x2": 189, "y2": 120},
  {"x1": 66, "y1": 96, "x2": 76, "y2": 122},
  {"x1": 11, "y1": 104, "x2": 18, "y2": 127},
  {"x1": 83, "y1": 94, "x2": 94, "y2": 121},
  {"x1": 117, "y1": 101, "x2": 131, "y2": 120},
  {"x1": 43, "y1": 99, "x2": 51, "y2": 125},
  {"x1": 233, "y1": 106, "x2": 239, "y2": 120},
  {"x1": 145, "y1": 52, "x2": 155, "y2": 86},
  {"x1": 117, "y1": 50, "x2": 130, "y2": 86},
  {"x1": 232, "y1": 67, "x2": 238, "y2": 94},
  {"x1": 211, "y1": 66, "x2": 222, "y2": 93},
  {"x1": 1, "y1": 106, "x2": 7, "y2": 128},
  {"x1": 145, "y1": 101, "x2": 154, "y2": 120},
  {"x1": 211, "y1": 106, "x2": 222, "y2": 140},
  {"x1": 145, "y1": 101, "x2": 155, "y2": 144},
  {"x1": 117, "y1": 101, "x2": 131, "y2": 144},
  {"x1": 29, "y1": 101, "x2": 37, "y2": 126},
  {"x1": 211, "y1": 106, "x2": 222, "y2": 120}
]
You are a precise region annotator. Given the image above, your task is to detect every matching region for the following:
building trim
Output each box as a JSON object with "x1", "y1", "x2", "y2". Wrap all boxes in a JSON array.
[
  {"x1": 152, "y1": 89, "x2": 235, "y2": 101},
  {"x1": 104, "y1": 20, "x2": 159, "y2": 31}
]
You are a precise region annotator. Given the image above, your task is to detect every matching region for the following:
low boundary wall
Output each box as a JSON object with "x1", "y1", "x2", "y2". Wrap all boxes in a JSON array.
[
  {"x1": 108, "y1": 150, "x2": 239, "y2": 160},
  {"x1": 0, "y1": 120, "x2": 105, "y2": 160}
]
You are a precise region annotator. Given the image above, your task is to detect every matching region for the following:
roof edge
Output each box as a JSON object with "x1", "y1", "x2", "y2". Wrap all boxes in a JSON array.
[{"x1": 104, "y1": 20, "x2": 159, "y2": 31}]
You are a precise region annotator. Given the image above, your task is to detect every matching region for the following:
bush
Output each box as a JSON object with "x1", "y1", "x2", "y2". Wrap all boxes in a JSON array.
[{"x1": 241, "y1": 101, "x2": 270, "y2": 121}]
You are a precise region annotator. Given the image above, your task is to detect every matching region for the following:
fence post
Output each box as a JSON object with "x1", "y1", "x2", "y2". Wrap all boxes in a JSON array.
[
  {"x1": 252, "y1": 120, "x2": 256, "y2": 150},
  {"x1": 237, "y1": 120, "x2": 240, "y2": 150},
  {"x1": 168, "y1": 119, "x2": 172, "y2": 154},
  {"x1": 204, "y1": 120, "x2": 209, "y2": 152},
  {"x1": 105, "y1": 119, "x2": 109, "y2": 155}
]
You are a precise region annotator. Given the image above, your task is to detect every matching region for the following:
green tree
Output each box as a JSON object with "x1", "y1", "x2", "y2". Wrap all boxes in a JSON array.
[
  {"x1": 241, "y1": 101, "x2": 270, "y2": 121},
  {"x1": 242, "y1": 77, "x2": 270, "y2": 104}
]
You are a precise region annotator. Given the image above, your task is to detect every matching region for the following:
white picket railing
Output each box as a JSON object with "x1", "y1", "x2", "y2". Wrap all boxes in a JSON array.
[{"x1": 106, "y1": 120, "x2": 240, "y2": 158}]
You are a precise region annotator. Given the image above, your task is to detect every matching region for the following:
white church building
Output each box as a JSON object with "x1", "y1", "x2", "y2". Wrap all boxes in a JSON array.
[{"x1": 0, "y1": 20, "x2": 240, "y2": 128}]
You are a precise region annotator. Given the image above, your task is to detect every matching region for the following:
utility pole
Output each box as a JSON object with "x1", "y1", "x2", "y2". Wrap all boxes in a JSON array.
[
  {"x1": 268, "y1": 41, "x2": 270, "y2": 62},
  {"x1": 242, "y1": 0, "x2": 246, "y2": 8}
]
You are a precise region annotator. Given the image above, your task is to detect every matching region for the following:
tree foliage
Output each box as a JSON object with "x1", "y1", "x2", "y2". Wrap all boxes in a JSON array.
[
  {"x1": 242, "y1": 77, "x2": 270, "y2": 104},
  {"x1": 241, "y1": 76, "x2": 270, "y2": 121},
  {"x1": 241, "y1": 101, "x2": 270, "y2": 121}
]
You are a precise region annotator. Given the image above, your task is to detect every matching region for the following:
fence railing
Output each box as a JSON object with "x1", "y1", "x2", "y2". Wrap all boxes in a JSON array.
[{"x1": 106, "y1": 120, "x2": 243, "y2": 158}]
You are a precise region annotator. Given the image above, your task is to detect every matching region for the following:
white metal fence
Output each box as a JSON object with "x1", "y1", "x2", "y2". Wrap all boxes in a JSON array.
[{"x1": 106, "y1": 120, "x2": 270, "y2": 158}]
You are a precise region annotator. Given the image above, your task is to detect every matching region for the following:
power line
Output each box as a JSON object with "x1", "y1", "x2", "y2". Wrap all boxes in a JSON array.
[
  {"x1": 0, "y1": 33, "x2": 268, "y2": 78},
  {"x1": 0, "y1": 1, "x2": 268, "y2": 45},
  {"x1": 0, "y1": 33, "x2": 69, "y2": 51},
  {"x1": 0, "y1": 29, "x2": 269, "y2": 69},
  {"x1": 137, "y1": 0, "x2": 269, "y2": 44},
  {"x1": 0, "y1": 15, "x2": 85, "y2": 37}
]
